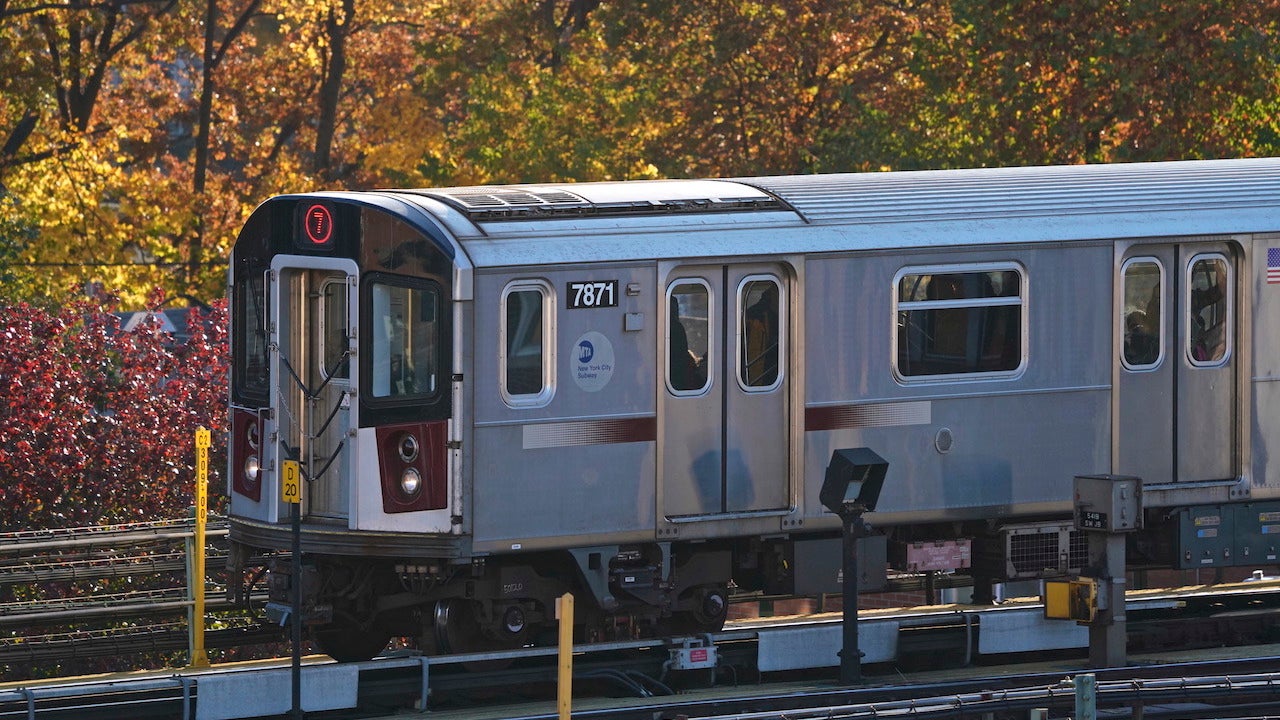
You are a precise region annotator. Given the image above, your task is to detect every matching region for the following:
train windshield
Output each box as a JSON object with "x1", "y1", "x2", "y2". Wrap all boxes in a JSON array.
[{"x1": 370, "y1": 281, "x2": 440, "y2": 397}]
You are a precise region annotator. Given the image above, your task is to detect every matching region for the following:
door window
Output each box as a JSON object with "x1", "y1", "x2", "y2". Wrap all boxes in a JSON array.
[
  {"x1": 1187, "y1": 254, "x2": 1231, "y2": 366},
  {"x1": 1121, "y1": 258, "x2": 1163, "y2": 369},
  {"x1": 668, "y1": 281, "x2": 711, "y2": 394},
  {"x1": 320, "y1": 278, "x2": 349, "y2": 380},
  {"x1": 739, "y1": 277, "x2": 782, "y2": 390}
]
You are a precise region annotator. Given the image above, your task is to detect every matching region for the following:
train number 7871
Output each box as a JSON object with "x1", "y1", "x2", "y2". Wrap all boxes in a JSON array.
[{"x1": 567, "y1": 280, "x2": 618, "y2": 309}]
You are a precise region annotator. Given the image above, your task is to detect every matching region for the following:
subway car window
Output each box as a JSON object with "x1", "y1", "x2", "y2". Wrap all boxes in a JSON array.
[
  {"x1": 1122, "y1": 258, "x2": 1163, "y2": 369},
  {"x1": 895, "y1": 265, "x2": 1024, "y2": 378},
  {"x1": 503, "y1": 283, "x2": 550, "y2": 403},
  {"x1": 320, "y1": 279, "x2": 350, "y2": 380},
  {"x1": 740, "y1": 278, "x2": 782, "y2": 389},
  {"x1": 233, "y1": 273, "x2": 269, "y2": 400},
  {"x1": 371, "y1": 282, "x2": 439, "y2": 398},
  {"x1": 1188, "y1": 254, "x2": 1231, "y2": 365},
  {"x1": 668, "y1": 281, "x2": 710, "y2": 394}
]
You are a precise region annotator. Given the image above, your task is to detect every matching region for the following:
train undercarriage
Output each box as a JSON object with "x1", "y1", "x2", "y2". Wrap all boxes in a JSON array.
[{"x1": 233, "y1": 536, "x2": 742, "y2": 662}]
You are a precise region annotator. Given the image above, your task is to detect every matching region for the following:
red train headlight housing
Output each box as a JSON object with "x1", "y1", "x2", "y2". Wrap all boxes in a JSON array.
[
  {"x1": 377, "y1": 422, "x2": 448, "y2": 513},
  {"x1": 231, "y1": 408, "x2": 264, "y2": 501}
]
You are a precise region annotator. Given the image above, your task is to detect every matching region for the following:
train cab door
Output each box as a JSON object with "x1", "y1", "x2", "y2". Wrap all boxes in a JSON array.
[
  {"x1": 1116, "y1": 243, "x2": 1236, "y2": 484},
  {"x1": 269, "y1": 257, "x2": 359, "y2": 523},
  {"x1": 660, "y1": 264, "x2": 790, "y2": 523}
]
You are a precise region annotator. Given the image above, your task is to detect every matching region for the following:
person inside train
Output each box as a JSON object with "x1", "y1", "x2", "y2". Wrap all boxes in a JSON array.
[{"x1": 670, "y1": 296, "x2": 703, "y2": 391}]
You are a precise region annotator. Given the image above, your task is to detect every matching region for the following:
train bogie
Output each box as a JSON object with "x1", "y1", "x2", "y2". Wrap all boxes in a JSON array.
[{"x1": 226, "y1": 159, "x2": 1280, "y2": 660}]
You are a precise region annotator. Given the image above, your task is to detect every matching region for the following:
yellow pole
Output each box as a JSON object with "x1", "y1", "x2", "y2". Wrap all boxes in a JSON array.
[
  {"x1": 189, "y1": 427, "x2": 211, "y2": 668},
  {"x1": 557, "y1": 593, "x2": 574, "y2": 720}
]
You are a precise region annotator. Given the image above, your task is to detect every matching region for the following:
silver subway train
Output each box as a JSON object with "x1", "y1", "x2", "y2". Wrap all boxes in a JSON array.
[{"x1": 226, "y1": 158, "x2": 1280, "y2": 661}]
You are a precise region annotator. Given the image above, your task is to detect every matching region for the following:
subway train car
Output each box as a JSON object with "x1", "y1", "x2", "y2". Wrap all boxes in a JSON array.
[{"x1": 225, "y1": 158, "x2": 1280, "y2": 661}]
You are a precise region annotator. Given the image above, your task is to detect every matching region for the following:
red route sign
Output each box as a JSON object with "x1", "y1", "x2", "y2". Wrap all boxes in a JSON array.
[{"x1": 304, "y1": 203, "x2": 333, "y2": 245}]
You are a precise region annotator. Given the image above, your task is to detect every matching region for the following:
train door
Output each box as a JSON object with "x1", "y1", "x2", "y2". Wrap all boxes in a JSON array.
[
  {"x1": 660, "y1": 264, "x2": 789, "y2": 520},
  {"x1": 1116, "y1": 243, "x2": 1236, "y2": 483},
  {"x1": 270, "y1": 258, "x2": 358, "y2": 523}
]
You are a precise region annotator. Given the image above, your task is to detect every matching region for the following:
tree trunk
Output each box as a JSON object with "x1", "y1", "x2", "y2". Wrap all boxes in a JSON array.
[{"x1": 313, "y1": 0, "x2": 354, "y2": 179}]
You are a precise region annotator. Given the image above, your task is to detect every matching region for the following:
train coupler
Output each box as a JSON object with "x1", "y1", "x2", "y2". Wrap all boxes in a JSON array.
[{"x1": 265, "y1": 601, "x2": 333, "y2": 627}]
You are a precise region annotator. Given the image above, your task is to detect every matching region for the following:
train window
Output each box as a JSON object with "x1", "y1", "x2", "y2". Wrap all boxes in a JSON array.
[
  {"x1": 233, "y1": 271, "x2": 269, "y2": 400},
  {"x1": 1121, "y1": 258, "x2": 1163, "y2": 369},
  {"x1": 370, "y1": 281, "x2": 439, "y2": 398},
  {"x1": 1187, "y1": 254, "x2": 1232, "y2": 366},
  {"x1": 894, "y1": 264, "x2": 1024, "y2": 379},
  {"x1": 739, "y1": 277, "x2": 783, "y2": 390},
  {"x1": 668, "y1": 280, "x2": 711, "y2": 394},
  {"x1": 320, "y1": 278, "x2": 350, "y2": 380},
  {"x1": 502, "y1": 281, "x2": 554, "y2": 406}
]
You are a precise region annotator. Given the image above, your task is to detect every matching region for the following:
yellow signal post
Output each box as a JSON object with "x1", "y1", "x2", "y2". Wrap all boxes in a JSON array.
[
  {"x1": 556, "y1": 593, "x2": 574, "y2": 720},
  {"x1": 188, "y1": 427, "x2": 212, "y2": 668}
]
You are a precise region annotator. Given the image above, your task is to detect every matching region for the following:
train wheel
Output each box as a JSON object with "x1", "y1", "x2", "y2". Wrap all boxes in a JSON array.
[
  {"x1": 664, "y1": 585, "x2": 729, "y2": 635},
  {"x1": 432, "y1": 599, "x2": 531, "y2": 664},
  {"x1": 314, "y1": 623, "x2": 392, "y2": 662}
]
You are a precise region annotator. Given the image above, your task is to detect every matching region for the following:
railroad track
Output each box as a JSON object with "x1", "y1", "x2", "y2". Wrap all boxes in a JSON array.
[
  {"x1": 5, "y1": 607, "x2": 1280, "y2": 720},
  {"x1": 0, "y1": 518, "x2": 279, "y2": 671},
  {"x1": 7, "y1": 515, "x2": 1280, "y2": 691}
]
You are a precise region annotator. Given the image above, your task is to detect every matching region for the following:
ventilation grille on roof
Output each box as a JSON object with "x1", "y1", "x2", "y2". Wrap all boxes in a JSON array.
[
  {"x1": 445, "y1": 188, "x2": 588, "y2": 209},
  {"x1": 416, "y1": 187, "x2": 785, "y2": 221}
]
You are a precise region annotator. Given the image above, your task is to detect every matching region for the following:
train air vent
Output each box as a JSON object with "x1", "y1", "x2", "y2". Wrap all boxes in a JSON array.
[
  {"x1": 431, "y1": 188, "x2": 590, "y2": 211},
  {"x1": 418, "y1": 186, "x2": 785, "y2": 221},
  {"x1": 993, "y1": 521, "x2": 1087, "y2": 579}
]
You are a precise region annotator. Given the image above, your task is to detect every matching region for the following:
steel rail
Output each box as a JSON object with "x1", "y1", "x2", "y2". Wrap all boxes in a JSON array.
[
  {"x1": 0, "y1": 552, "x2": 229, "y2": 585},
  {"x1": 0, "y1": 526, "x2": 227, "y2": 554}
]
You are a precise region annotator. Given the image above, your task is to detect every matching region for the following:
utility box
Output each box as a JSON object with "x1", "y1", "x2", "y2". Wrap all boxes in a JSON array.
[
  {"x1": 1074, "y1": 475, "x2": 1142, "y2": 533},
  {"x1": 1233, "y1": 502, "x2": 1280, "y2": 565},
  {"x1": 1176, "y1": 505, "x2": 1235, "y2": 568},
  {"x1": 766, "y1": 535, "x2": 887, "y2": 595}
]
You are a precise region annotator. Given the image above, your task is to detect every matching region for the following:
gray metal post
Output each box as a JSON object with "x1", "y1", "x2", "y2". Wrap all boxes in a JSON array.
[
  {"x1": 1073, "y1": 673, "x2": 1097, "y2": 720},
  {"x1": 1088, "y1": 532, "x2": 1127, "y2": 668}
]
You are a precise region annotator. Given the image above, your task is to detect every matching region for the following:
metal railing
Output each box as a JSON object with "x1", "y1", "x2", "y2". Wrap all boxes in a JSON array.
[{"x1": 0, "y1": 517, "x2": 268, "y2": 669}]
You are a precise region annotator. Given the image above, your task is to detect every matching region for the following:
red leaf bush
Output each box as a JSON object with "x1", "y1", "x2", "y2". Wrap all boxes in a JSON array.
[{"x1": 0, "y1": 295, "x2": 228, "y2": 530}]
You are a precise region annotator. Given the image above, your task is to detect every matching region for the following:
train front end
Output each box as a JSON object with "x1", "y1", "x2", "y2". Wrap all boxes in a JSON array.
[{"x1": 226, "y1": 194, "x2": 462, "y2": 659}]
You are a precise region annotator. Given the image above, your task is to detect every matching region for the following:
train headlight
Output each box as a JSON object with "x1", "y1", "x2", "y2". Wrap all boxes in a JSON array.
[
  {"x1": 398, "y1": 434, "x2": 419, "y2": 463},
  {"x1": 244, "y1": 455, "x2": 260, "y2": 485},
  {"x1": 400, "y1": 468, "x2": 422, "y2": 497}
]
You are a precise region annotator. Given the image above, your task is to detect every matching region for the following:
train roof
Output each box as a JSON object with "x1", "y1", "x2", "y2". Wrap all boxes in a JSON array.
[{"x1": 373, "y1": 157, "x2": 1280, "y2": 268}]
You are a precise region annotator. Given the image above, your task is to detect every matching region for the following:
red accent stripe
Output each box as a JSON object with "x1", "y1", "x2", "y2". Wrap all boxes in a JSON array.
[{"x1": 522, "y1": 416, "x2": 656, "y2": 449}]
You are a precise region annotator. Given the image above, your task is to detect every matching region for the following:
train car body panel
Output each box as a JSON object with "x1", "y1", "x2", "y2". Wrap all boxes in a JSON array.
[
  {"x1": 469, "y1": 262, "x2": 659, "y2": 552},
  {"x1": 801, "y1": 242, "x2": 1112, "y2": 526}
]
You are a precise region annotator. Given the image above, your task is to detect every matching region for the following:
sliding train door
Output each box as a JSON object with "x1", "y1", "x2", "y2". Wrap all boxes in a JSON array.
[
  {"x1": 269, "y1": 257, "x2": 358, "y2": 523},
  {"x1": 1116, "y1": 242, "x2": 1236, "y2": 484},
  {"x1": 660, "y1": 263, "x2": 790, "y2": 523}
]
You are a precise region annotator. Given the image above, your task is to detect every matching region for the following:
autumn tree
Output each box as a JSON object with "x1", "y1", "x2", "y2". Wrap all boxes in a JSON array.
[
  {"x1": 409, "y1": 0, "x2": 950, "y2": 183},
  {"x1": 875, "y1": 0, "x2": 1280, "y2": 167},
  {"x1": 3, "y1": 0, "x2": 1280, "y2": 304}
]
